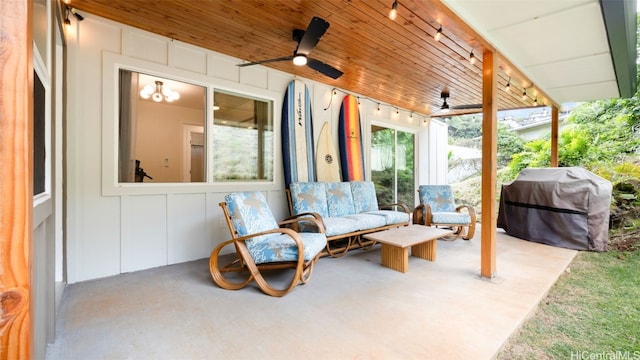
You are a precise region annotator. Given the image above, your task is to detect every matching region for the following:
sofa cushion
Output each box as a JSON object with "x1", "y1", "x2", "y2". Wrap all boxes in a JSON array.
[
  {"x1": 350, "y1": 181, "x2": 379, "y2": 213},
  {"x1": 225, "y1": 191, "x2": 279, "y2": 244},
  {"x1": 365, "y1": 210, "x2": 410, "y2": 225},
  {"x1": 290, "y1": 182, "x2": 329, "y2": 218},
  {"x1": 326, "y1": 182, "x2": 355, "y2": 217},
  {"x1": 248, "y1": 232, "x2": 327, "y2": 264},
  {"x1": 322, "y1": 217, "x2": 361, "y2": 237},
  {"x1": 345, "y1": 213, "x2": 387, "y2": 230}
]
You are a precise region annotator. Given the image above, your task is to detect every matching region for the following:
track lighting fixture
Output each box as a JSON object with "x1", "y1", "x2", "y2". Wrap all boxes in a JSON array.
[
  {"x1": 469, "y1": 50, "x2": 476, "y2": 65},
  {"x1": 70, "y1": 8, "x2": 84, "y2": 21},
  {"x1": 434, "y1": 26, "x2": 443, "y2": 41},
  {"x1": 389, "y1": 1, "x2": 398, "y2": 20},
  {"x1": 505, "y1": 77, "x2": 511, "y2": 92}
]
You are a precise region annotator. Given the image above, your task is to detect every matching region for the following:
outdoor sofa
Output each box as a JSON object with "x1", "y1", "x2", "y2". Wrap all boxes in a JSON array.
[{"x1": 286, "y1": 181, "x2": 410, "y2": 256}]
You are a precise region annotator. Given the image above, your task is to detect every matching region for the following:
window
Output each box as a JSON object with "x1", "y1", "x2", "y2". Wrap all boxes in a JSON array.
[
  {"x1": 212, "y1": 90, "x2": 273, "y2": 181},
  {"x1": 34, "y1": 71, "x2": 46, "y2": 195},
  {"x1": 118, "y1": 70, "x2": 206, "y2": 183},
  {"x1": 117, "y1": 69, "x2": 274, "y2": 185},
  {"x1": 371, "y1": 125, "x2": 415, "y2": 206}
]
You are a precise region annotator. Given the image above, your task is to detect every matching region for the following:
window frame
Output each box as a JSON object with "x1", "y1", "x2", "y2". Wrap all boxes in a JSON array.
[{"x1": 101, "y1": 52, "x2": 281, "y2": 196}]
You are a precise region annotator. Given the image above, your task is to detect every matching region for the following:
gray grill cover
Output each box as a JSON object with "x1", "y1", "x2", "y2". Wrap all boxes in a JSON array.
[{"x1": 498, "y1": 167, "x2": 612, "y2": 251}]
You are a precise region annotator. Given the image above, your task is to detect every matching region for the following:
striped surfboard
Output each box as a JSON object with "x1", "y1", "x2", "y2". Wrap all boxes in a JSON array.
[{"x1": 282, "y1": 79, "x2": 315, "y2": 188}]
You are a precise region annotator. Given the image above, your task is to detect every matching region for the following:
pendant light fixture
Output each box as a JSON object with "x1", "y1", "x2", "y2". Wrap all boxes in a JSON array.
[
  {"x1": 140, "y1": 81, "x2": 180, "y2": 103},
  {"x1": 434, "y1": 26, "x2": 443, "y2": 41},
  {"x1": 389, "y1": 1, "x2": 398, "y2": 20}
]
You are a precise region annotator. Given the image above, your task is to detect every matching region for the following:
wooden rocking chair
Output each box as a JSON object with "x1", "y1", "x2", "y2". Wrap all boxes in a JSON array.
[{"x1": 210, "y1": 191, "x2": 327, "y2": 297}]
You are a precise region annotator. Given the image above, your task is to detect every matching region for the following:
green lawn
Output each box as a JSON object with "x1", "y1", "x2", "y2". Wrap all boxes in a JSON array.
[{"x1": 498, "y1": 249, "x2": 640, "y2": 359}]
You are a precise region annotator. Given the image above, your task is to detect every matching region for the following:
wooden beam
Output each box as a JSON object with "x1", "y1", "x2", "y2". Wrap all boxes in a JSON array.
[
  {"x1": 0, "y1": 0, "x2": 33, "y2": 359},
  {"x1": 480, "y1": 50, "x2": 497, "y2": 279},
  {"x1": 550, "y1": 105, "x2": 559, "y2": 167}
]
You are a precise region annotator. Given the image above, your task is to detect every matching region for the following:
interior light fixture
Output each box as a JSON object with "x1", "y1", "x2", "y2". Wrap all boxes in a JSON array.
[
  {"x1": 389, "y1": 1, "x2": 398, "y2": 20},
  {"x1": 505, "y1": 77, "x2": 511, "y2": 92},
  {"x1": 377, "y1": 103, "x2": 381, "y2": 114},
  {"x1": 434, "y1": 26, "x2": 443, "y2": 42},
  {"x1": 292, "y1": 54, "x2": 307, "y2": 66},
  {"x1": 533, "y1": 97, "x2": 538, "y2": 106},
  {"x1": 140, "y1": 81, "x2": 180, "y2": 103},
  {"x1": 522, "y1": 88, "x2": 527, "y2": 100},
  {"x1": 469, "y1": 50, "x2": 476, "y2": 65}
]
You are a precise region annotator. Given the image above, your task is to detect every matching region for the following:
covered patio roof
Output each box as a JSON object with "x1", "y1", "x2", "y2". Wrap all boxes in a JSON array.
[{"x1": 67, "y1": 0, "x2": 637, "y2": 118}]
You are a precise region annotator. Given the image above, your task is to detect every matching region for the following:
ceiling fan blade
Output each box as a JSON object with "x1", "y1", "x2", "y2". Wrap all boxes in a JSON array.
[
  {"x1": 296, "y1": 17, "x2": 330, "y2": 55},
  {"x1": 451, "y1": 104, "x2": 483, "y2": 109},
  {"x1": 306, "y1": 58, "x2": 343, "y2": 79},
  {"x1": 237, "y1": 55, "x2": 293, "y2": 67}
]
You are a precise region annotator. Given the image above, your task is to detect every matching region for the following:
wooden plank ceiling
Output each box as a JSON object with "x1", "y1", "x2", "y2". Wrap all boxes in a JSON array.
[{"x1": 67, "y1": 0, "x2": 551, "y2": 117}]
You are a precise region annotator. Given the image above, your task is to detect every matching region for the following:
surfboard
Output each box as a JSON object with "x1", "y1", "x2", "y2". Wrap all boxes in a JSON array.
[
  {"x1": 338, "y1": 94, "x2": 365, "y2": 181},
  {"x1": 282, "y1": 79, "x2": 315, "y2": 188},
  {"x1": 316, "y1": 121, "x2": 341, "y2": 182}
]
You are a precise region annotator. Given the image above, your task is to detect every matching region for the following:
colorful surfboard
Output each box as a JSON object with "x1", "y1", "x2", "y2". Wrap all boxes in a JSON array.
[
  {"x1": 338, "y1": 94, "x2": 365, "y2": 181},
  {"x1": 316, "y1": 121, "x2": 341, "y2": 182},
  {"x1": 282, "y1": 79, "x2": 315, "y2": 188}
]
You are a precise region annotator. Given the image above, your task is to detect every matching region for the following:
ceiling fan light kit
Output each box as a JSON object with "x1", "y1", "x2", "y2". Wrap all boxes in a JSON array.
[
  {"x1": 237, "y1": 16, "x2": 343, "y2": 79},
  {"x1": 293, "y1": 54, "x2": 307, "y2": 66}
]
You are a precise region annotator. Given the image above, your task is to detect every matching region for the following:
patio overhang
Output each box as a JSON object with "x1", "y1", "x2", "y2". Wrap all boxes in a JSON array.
[
  {"x1": 443, "y1": 0, "x2": 637, "y2": 104},
  {"x1": 63, "y1": 0, "x2": 637, "y2": 279}
]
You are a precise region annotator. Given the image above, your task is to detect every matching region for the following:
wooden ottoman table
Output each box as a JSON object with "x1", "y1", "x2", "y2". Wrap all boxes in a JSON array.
[{"x1": 363, "y1": 225, "x2": 454, "y2": 273}]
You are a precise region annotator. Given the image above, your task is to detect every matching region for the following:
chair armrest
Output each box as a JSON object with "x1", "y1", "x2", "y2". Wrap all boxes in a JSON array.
[
  {"x1": 280, "y1": 212, "x2": 326, "y2": 233},
  {"x1": 379, "y1": 203, "x2": 411, "y2": 213},
  {"x1": 455, "y1": 205, "x2": 477, "y2": 223},
  {"x1": 412, "y1": 203, "x2": 433, "y2": 225}
]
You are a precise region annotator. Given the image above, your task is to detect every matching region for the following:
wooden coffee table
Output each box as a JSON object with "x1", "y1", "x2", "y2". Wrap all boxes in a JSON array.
[{"x1": 363, "y1": 225, "x2": 455, "y2": 273}]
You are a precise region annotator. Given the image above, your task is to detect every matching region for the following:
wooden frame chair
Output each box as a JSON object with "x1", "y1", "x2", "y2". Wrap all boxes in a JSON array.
[
  {"x1": 413, "y1": 185, "x2": 476, "y2": 240},
  {"x1": 210, "y1": 191, "x2": 327, "y2": 297}
]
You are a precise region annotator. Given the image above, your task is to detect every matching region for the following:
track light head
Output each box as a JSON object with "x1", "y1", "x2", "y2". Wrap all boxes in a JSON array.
[{"x1": 70, "y1": 8, "x2": 84, "y2": 21}]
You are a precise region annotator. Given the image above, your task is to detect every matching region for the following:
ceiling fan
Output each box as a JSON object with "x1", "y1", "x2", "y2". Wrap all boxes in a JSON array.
[
  {"x1": 236, "y1": 17, "x2": 343, "y2": 80},
  {"x1": 436, "y1": 89, "x2": 482, "y2": 114}
]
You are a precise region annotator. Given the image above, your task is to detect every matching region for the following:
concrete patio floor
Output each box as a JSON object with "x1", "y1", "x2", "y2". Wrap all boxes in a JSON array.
[{"x1": 46, "y1": 226, "x2": 577, "y2": 359}]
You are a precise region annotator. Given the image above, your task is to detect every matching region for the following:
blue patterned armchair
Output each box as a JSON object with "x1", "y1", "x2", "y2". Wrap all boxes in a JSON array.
[
  {"x1": 414, "y1": 185, "x2": 476, "y2": 240},
  {"x1": 210, "y1": 191, "x2": 327, "y2": 297}
]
